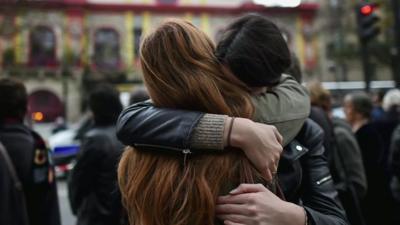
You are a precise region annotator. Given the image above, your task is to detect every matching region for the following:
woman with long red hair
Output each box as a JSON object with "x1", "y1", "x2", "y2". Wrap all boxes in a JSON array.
[{"x1": 117, "y1": 19, "x2": 283, "y2": 225}]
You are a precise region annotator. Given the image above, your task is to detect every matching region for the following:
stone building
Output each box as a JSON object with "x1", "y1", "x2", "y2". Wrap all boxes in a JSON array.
[{"x1": 0, "y1": 0, "x2": 319, "y2": 122}]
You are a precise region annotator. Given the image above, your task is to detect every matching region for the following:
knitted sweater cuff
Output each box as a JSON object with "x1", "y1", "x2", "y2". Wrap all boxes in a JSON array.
[{"x1": 190, "y1": 114, "x2": 227, "y2": 150}]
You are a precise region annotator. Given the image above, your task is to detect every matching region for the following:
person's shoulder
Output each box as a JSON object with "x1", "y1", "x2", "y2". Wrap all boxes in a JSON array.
[
  {"x1": 85, "y1": 126, "x2": 116, "y2": 139},
  {"x1": 299, "y1": 119, "x2": 324, "y2": 138},
  {"x1": 0, "y1": 124, "x2": 35, "y2": 149},
  {"x1": 357, "y1": 123, "x2": 379, "y2": 135},
  {"x1": 82, "y1": 126, "x2": 121, "y2": 151},
  {"x1": 296, "y1": 119, "x2": 324, "y2": 148}
]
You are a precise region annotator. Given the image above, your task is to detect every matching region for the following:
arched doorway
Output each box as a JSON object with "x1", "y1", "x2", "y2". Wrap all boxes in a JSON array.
[{"x1": 28, "y1": 90, "x2": 64, "y2": 123}]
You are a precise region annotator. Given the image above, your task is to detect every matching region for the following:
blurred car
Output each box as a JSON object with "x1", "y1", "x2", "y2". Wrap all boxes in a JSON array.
[{"x1": 48, "y1": 114, "x2": 93, "y2": 178}]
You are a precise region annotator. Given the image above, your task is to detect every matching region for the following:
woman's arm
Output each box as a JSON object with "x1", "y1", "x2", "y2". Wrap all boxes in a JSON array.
[
  {"x1": 116, "y1": 102, "x2": 282, "y2": 180},
  {"x1": 116, "y1": 75, "x2": 309, "y2": 149}
]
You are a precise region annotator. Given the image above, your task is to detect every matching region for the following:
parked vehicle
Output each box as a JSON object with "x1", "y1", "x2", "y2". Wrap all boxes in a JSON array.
[{"x1": 48, "y1": 115, "x2": 93, "y2": 178}]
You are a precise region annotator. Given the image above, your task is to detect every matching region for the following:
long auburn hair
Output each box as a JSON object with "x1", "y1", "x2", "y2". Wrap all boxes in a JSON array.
[{"x1": 118, "y1": 19, "x2": 274, "y2": 225}]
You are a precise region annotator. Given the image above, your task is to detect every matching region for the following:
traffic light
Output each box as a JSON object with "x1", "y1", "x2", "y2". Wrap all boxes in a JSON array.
[{"x1": 356, "y1": 2, "x2": 380, "y2": 42}]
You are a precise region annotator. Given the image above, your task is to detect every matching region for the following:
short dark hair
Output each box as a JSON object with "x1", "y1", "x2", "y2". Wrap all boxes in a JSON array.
[
  {"x1": 216, "y1": 14, "x2": 291, "y2": 87},
  {"x1": 348, "y1": 92, "x2": 373, "y2": 119},
  {"x1": 129, "y1": 88, "x2": 149, "y2": 105},
  {"x1": 0, "y1": 78, "x2": 27, "y2": 121},
  {"x1": 89, "y1": 84, "x2": 122, "y2": 126}
]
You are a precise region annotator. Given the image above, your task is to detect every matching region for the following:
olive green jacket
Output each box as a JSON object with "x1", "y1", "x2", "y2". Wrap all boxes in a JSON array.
[{"x1": 191, "y1": 74, "x2": 310, "y2": 149}]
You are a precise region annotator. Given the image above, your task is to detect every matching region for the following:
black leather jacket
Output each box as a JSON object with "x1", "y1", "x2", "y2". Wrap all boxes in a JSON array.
[{"x1": 116, "y1": 102, "x2": 348, "y2": 225}]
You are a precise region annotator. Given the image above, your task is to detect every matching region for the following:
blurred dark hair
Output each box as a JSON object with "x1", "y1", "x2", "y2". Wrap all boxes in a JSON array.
[
  {"x1": 216, "y1": 13, "x2": 291, "y2": 87},
  {"x1": 347, "y1": 92, "x2": 373, "y2": 119},
  {"x1": 129, "y1": 88, "x2": 149, "y2": 105},
  {"x1": 285, "y1": 52, "x2": 302, "y2": 83},
  {"x1": 0, "y1": 78, "x2": 27, "y2": 121},
  {"x1": 89, "y1": 84, "x2": 122, "y2": 126}
]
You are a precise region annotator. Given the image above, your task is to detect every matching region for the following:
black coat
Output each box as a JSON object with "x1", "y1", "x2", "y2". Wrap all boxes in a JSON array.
[
  {"x1": 68, "y1": 126, "x2": 125, "y2": 225},
  {"x1": 355, "y1": 123, "x2": 396, "y2": 225},
  {"x1": 0, "y1": 121, "x2": 61, "y2": 225},
  {"x1": 116, "y1": 102, "x2": 348, "y2": 225},
  {"x1": 0, "y1": 141, "x2": 29, "y2": 225}
]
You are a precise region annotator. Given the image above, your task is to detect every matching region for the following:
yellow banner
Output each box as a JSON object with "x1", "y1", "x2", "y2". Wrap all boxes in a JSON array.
[
  {"x1": 143, "y1": 11, "x2": 151, "y2": 35},
  {"x1": 125, "y1": 11, "x2": 134, "y2": 67},
  {"x1": 81, "y1": 12, "x2": 89, "y2": 66},
  {"x1": 63, "y1": 12, "x2": 71, "y2": 63},
  {"x1": 14, "y1": 15, "x2": 23, "y2": 64},
  {"x1": 201, "y1": 13, "x2": 210, "y2": 35}
]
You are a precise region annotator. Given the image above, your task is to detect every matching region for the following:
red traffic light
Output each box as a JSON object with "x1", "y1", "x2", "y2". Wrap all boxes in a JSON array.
[{"x1": 361, "y1": 5, "x2": 373, "y2": 15}]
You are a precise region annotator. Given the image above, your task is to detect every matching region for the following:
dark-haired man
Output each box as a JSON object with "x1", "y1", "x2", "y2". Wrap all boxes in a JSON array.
[
  {"x1": 68, "y1": 84, "x2": 125, "y2": 225},
  {"x1": 344, "y1": 92, "x2": 395, "y2": 225},
  {"x1": 0, "y1": 78, "x2": 61, "y2": 225}
]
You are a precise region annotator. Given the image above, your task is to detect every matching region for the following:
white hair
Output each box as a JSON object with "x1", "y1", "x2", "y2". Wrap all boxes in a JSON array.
[{"x1": 383, "y1": 89, "x2": 400, "y2": 111}]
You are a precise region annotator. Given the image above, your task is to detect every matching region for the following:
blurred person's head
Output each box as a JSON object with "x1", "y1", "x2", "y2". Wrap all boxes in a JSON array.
[
  {"x1": 372, "y1": 89, "x2": 386, "y2": 106},
  {"x1": 215, "y1": 13, "x2": 291, "y2": 87},
  {"x1": 382, "y1": 89, "x2": 400, "y2": 112},
  {"x1": 118, "y1": 19, "x2": 274, "y2": 225},
  {"x1": 88, "y1": 83, "x2": 122, "y2": 126},
  {"x1": 129, "y1": 87, "x2": 149, "y2": 105},
  {"x1": 306, "y1": 81, "x2": 331, "y2": 113},
  {"x1": 0, "y1": 78, "x2": 27, "y2": 122},
  {"x1": 344, "y1": 92, "x2": 373, "y2": 125}
]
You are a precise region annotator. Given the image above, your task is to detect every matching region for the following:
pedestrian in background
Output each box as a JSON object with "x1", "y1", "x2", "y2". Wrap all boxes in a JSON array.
[
  {"x1": 0, "y1": 78, "x2": 61, "y2": 225},
  {"x1": 371, "y1": 89, "x2": 386, "y2": 121},
  {"x1": 344, "y1": 92, "x2": 395, "y2": 225},
  {"x1": 307, "y1": 82, "x2": 367, "y2": 225},
  {"x1": 68, "y1": 84, "x2": 125, "y2": 225}
]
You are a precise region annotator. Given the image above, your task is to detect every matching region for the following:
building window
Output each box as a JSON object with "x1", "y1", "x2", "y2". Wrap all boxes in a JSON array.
[
  {"x1": 29, "y1": 26, "x2": 57, "y2": 67},
  {"x1": 93, "y1": 28, "x2": 120, "y2": 70},
  {"x1": 134, "y1": 27, "x2": 142, "y2": 59},
  {"x1": 157, "y1": 0, "x2": 177, "y2": 4}
]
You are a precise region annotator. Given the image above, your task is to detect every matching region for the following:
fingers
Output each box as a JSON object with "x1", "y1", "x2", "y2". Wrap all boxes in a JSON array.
[
  {"x1": 216, "y1": 203, "x2": 249, "y2": 215},
  {"x1": 228, "y1": 183, "x2": 267, "y2": 195},
  {"x1": 273, "y1": 127, "x2": 284, "y2": 146},
  {"x1": 264, "y1": 169, "x2": 273, "y2": 181},
  {"x1": 217, "y1": 193, "x2": 254, "y2": 204}
]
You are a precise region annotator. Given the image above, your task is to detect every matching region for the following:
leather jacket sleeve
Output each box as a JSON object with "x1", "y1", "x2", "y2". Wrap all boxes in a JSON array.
[
  {"x1": 116, "y1": 101, "x2": 204, "y2": 153},
  {"x1": 116, "y1": 75, "x2": 309, "y2": 150},
  {"x1": 297, "y1": 119, "x2": 348, "y2": 225}
]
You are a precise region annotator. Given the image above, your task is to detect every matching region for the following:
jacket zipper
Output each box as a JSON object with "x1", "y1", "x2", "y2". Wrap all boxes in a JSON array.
[
  {"x1": 316, "y1": 175, "x2": 332, "y2": 185},
  {"x1": 135, "y1": 143, "x2": 192, "y2": 166},
  {"x1": 134, "y1": 143, "x2": 192, "y2": 155}
]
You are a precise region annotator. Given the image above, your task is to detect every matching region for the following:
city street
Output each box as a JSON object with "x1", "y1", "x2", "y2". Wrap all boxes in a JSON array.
[{"x1": 57, "y1": 180, "x2": 76, "y2": 225}]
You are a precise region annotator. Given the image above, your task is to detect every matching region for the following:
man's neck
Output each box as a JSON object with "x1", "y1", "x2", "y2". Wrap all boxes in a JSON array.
[
  {"x1": 251, "y1": 87, "x2": 267, "y2": 95},
  {"x1": 352, "y1": 118, "x2": 369, "y2": 133}
]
